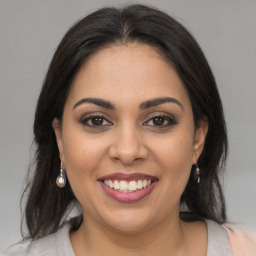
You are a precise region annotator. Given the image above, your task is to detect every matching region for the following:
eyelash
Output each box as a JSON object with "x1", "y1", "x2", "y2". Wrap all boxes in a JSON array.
[
  {"x1": 143, "y1": 115, "x2": 178, "y2": 128},
  {"x1": 80, "y1": 113, "x2": 178, "y2": 129},
  {"x1": 80, "y1": 113, "x2": 112, "y2": 128}
]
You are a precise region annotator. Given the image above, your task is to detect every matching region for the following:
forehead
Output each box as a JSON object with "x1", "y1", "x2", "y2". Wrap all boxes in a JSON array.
[{"x1": 67, "y1": 43, "x2": 191, "y2": 108}]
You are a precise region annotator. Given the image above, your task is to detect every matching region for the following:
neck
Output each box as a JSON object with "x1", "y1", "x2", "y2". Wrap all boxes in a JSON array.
[{"x1": 70, "y1": 212, "x2": 189, "y2": 256}]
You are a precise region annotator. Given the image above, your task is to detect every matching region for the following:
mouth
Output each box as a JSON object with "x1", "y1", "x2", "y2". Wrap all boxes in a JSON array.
[
  {"x1": 102, "y1": 179, "x2": 154, "y2": 192},
  {"x1": 98, "y1": 173, "x2": 158, "y2": 203}
]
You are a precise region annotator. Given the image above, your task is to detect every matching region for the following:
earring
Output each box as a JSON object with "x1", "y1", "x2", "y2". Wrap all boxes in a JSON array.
[
  {"x1": 56, "y1": 162, "x2": 66, "y2": 188},
  {"x1": 195, "y1": 164, "x2": 200, "y2": 184}
]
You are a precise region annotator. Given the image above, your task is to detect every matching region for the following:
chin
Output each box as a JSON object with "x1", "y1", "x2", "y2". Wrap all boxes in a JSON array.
[{"x1": 100, "y1": 208, "x2": 156, "y2": 234}]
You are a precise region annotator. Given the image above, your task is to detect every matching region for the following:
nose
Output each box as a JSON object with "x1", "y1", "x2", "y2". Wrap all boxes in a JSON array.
[{"x1": 108, "y1": 126, "x2": 148, "y2": 165}]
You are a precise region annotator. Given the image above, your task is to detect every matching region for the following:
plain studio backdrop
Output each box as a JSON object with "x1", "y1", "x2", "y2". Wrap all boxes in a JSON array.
[{"x1": 0, "y1": 0, "x2": 255, "y2": 250}]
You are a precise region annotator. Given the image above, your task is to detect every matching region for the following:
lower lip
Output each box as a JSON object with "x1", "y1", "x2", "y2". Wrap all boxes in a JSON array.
[{"x1": 99, "y1": 181, "x2": 157, "y2": 203}]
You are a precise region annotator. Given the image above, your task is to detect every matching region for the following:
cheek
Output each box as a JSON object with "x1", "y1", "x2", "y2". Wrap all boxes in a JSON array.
[
  {"x1": 61, "y1": 134, "x2": 108, "y2": 212},
  {"x1": 62, "y1": 125, "x2": 103, "y2": 165},
  {"x1": 61, "y1": 128, "x2": 107, "y2": 192},
  {"x1": 152, "y1": 130, "x2": 194, "y2": 187}
]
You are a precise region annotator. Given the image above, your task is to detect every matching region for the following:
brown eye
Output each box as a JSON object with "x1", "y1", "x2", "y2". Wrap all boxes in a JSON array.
[
  {"x1": 81, "y1": 115, "x2": 112, "y2": 128},
  {"x1": 152, "y1": 117, "x2": 165, "y2": 126},
  {"x1": 143, "y1": 115, "x2": 178, "y2": 128},
  {"x1": 91, "y1": 117, "x2": 104, "y2": 126}
]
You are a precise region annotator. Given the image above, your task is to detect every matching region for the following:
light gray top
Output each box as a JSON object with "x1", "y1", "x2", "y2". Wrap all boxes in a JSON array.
[{"x1": 7, "y1": 219, "x2": 233, "y2": 256}]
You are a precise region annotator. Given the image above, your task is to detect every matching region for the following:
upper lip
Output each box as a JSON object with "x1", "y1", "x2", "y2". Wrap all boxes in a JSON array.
[{"x1": 98, "y1": 172, "x2": 158, "y2": 182}]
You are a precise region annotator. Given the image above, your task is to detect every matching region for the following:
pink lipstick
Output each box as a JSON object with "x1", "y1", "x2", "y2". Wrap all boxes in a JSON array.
[{"x1": 98, "y1": 173, "x2": 158, "y2": 203}]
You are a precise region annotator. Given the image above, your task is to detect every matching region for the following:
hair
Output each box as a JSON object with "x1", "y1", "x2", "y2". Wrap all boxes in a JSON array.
[{"x1": 23, "y1": 4, "x2": 228, "y2": 239}]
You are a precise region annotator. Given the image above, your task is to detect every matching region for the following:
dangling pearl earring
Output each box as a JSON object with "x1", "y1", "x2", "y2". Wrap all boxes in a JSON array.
[
  {"x1": 195, "y1": 164, "x2": 200, "y2": 184},
  {"x1": 56, "y1": 162, "x2": 66, "y2": 188}
]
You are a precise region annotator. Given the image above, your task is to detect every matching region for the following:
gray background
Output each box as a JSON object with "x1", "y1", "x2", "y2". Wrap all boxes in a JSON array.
[{"x1": 0, "y1": 0, "x2": 255, "y2": 250}]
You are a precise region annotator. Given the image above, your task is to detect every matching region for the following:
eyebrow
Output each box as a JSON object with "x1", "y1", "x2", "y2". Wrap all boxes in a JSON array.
[
  {"x1": 73, "y1": 96, "x2": 183, "y2": 111},
  {"x1": 140, "y1": 97, "x2": 183, "y2": 110},
  {"x1": 73, "y1": 98, "x2": 115, "y2": 110}
]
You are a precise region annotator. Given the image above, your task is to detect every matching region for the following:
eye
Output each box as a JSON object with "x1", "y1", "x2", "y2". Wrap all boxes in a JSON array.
[
  {"x1": 143, "y1": 115, "x2": 178, "y2": 128},
  {"x1": 81, "y1": 115, "x2": 112, "y2": 127}
]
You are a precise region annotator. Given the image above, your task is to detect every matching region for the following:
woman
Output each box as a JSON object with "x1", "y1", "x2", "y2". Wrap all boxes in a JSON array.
[{"x1": 8, "y1": 4, "x2": 255, "y2": 256}]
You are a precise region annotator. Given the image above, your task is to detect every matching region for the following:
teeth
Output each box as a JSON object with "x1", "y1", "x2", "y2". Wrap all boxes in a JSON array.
[
  {"x1": 137, "y1": 180, "x2": 143, "y2": 189},
  {"x1": 120, "y1": 180, "x2": 128, "y2": 191},
  {"x1": 114, "y1": 180, "x2": 120, "y2": 190},
  {"x1": 103, "y1": 179, "x2": 153, "y2": 192},
  {"x1": 142, "y1": 180, "x2": 147, "y2": 188},
  {"x1": 109, "y1": 180, "x2": 114, "y2": 188},
  {"x1": 128, "y1": 181, "x2": 137, "y2": 191}
]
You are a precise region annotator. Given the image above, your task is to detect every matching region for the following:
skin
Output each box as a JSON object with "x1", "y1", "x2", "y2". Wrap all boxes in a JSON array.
[{"x1": 52, "y1": 43, "x2": 208, "y2": 256}]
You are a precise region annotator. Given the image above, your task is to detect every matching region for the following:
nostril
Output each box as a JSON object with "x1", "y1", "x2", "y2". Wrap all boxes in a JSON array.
[{"x1": 108, "y1": 135, "x2": 149, "y2": 165}]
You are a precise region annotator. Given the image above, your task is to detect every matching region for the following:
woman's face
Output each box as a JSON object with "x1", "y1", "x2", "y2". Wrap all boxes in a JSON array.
[{"x1": 53, "y1": 43, "x2": 207, "y2": 233}]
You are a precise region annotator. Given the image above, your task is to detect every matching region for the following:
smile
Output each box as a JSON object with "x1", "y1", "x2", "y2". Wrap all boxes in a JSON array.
[
  {"x1": 103, "y1": 179, "x2": 152, "y2": 193},
  {"x1": 98, "y1": 173, "x2": 158, "y2": 203}
]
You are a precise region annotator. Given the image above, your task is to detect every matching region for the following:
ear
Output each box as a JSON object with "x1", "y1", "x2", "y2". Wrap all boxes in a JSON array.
[
  {"x1": 192, "y1": 118, "x2": 208, "y2": 164},
  {"x1": 52, "y1": 118, "x2": 65, "y2": 164}
]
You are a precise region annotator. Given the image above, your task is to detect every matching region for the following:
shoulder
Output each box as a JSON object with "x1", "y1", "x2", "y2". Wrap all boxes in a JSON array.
[
  {"x1": 6, "y1": 223, "x2": 74, "y2": 256},
  {"x1": 205, "y1": 219, "x2": 233, "y2": 255},
  {"x1": 223, "y1": 224, "x2": 256, "y2": 256},
  {"x1": 6, "y1": 232, "x2": 58, "y2": 256},
  {"x1": 205, "y1": 219, "x2": 256, "y2": 255}
]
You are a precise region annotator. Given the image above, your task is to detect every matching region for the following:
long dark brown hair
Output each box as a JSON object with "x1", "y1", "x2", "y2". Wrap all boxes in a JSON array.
[{"x1": 23, "y1": 4, "x2": 228, "y2": 239}]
